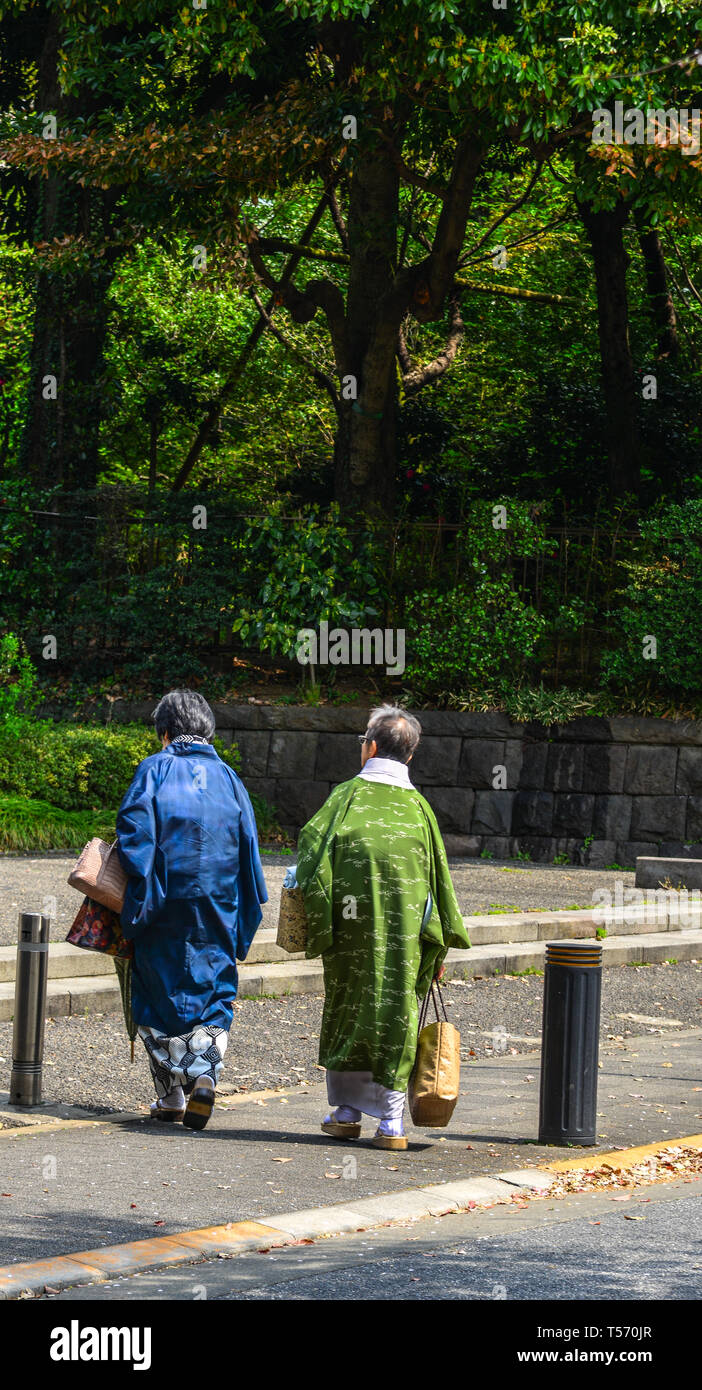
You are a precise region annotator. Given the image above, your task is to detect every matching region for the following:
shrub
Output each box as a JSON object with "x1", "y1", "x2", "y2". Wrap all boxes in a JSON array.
[
  {"x1": 602, "y1": 501, "x2": 702, "y2": 695},
  {"x1": 0, "y1": 721, "x2": 240, "y2": 811},
  {"x1": 0, "y1": 632, "x2": 38, "y2": 736},
  {"x1": 404, "y1": 583, "x2": 546, "y2": 695}
]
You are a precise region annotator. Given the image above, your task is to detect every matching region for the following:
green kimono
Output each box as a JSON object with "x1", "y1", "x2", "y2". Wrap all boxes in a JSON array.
[{"x1": 296, "y1": 777, "x2": 470, "y2": 1091}]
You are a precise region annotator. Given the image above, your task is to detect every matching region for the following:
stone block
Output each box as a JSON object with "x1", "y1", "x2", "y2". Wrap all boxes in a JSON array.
[
  {"x1": 610, "y1": 716, "x2": 702, "y2": 746},
  {"x1": 625, "y1": 745, "x2": 678, "y2": 795},
  {"x1": 412, "y1": 736, "x2": 461, "y2": 784},
  {"x1": 504, "y1": 739, "x2": 523, "y2": 786},
  {"x1": 546, "y1": 743, "x2": 584, "y2": 792},
  {"x1": 235, "y1": 731, "x2": 271, "y2": 779},
  {"x1": 509, "y1": 836, "x2": 557, "y2": 863},
  {"x1": 423, "y1": 787, "x2": 474, "y2": 834},
  {"x1": 582, "y1": 743, "x2": 627, "y2": 794},
  {"x1": 629, "y1": 795, "x2": 686, "y2": 842},
  {"x1": 268, "y1": 732, "x2": 318, "y2": 779},
  {"x1": 512, "y1": 791, "x2": 554, "y2": 836},
  {"x1": 687, "y1": 797, "x2": 702, "y2": 841},
  {"x1": 584, "y1": 839, "x2": 617, "y2": 869},
  {"x1": 676, "y1": 747, "x2": 702, "y2": 794},
  {"x1": 244, "y1": 777, "x2": 277, "y2": 808},
  {"x1": 110, "y1": 699, "x2": 155, "y2": 725},
  {"x1": 422, "y1": 711, "x2": 517, "y2": 739},
  {"x1": 272, "y1": 779, "x2": 329, "y2": 828},
  {"x1": 635, "y1": 856, "x2": 702, "y2": 890},
  {"x1": 443, "y1": 835, "x2": 482, "y2": 857},
  {"x1": 619, "y1": 841, "x2": 659, "y2": 867},
  {"x1": 314, "y1": 733, "x2": 360, "y2": 782},
  {"x1": 518, "y1": 741, "x2": 548, "y2": 789},
  {"x1": 457, "y1": 740, "x2": 506, "y2": 788},
  {"x1": 482, "y1": 836, "x2": 512, "y2": 860},
  {"x1": 551, "y1": 716, "x2": 613, "y2": 743},
  {"x1": 593, "y1": 794, "x2": 632, "y2": 842},
  {"x1": 552, "y1": 793, "x2": 594, "y2": 836},
  {"x1": 471, "y1": 790, "x2": 514, "y2": 836}
]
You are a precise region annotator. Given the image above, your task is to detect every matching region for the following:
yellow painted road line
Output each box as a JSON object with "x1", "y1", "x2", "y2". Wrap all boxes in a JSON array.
[{"x1": 547, "y1": 1134, "x2": 702, "y2": 1172}]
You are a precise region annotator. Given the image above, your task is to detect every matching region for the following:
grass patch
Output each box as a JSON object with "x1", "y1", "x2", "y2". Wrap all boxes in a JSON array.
[
  {"x1": 487, "y1": 903, "x2": 523, "y2": 914},
  {"x1": 507, "y1": 966, "x2": 544, "y2": 977},
  {"x1": 0, "y1": 794, "x2": 117, "y2": 852}
]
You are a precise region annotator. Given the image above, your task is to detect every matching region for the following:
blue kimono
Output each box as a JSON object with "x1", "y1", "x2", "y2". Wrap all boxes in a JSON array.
[{"x1": 115, "y1": 742, "x2": 268, "y2": 1036}]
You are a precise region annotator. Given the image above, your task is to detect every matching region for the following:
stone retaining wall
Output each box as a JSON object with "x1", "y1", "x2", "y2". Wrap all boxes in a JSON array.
[{"x1": 89, "y1": 701, "x2": 702, "y2": 866}]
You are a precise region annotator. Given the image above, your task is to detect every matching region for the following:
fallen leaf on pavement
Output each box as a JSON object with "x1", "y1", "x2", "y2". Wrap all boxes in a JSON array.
[
  {"x1": 324, "y1": 1172, "x2": 342, "y2": 1179},
  {"x1": 623, "y1": 1214, "x2": 645, "y2": 1221},
  {"x1": 610, "y1": 1194, "x2": 632, "y2": 1202},
  {"x1": 271, "y1": 1157, "x2": 293, "y2": 1163},
  {"x1": 153, "y1": 1220, "x2": 165, "y2": 1226}
]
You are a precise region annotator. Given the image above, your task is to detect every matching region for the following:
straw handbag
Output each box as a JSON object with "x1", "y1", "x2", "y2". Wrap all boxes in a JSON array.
[
  {"x1": 276, "y1": 883, "x2": 308, "y2": 954},
  {"x1": 67, "y1": 838, "x2": 127, "y2": 914},
  {"x1": 408, "y1": 981, "x2": 461, "y2": 1128}
]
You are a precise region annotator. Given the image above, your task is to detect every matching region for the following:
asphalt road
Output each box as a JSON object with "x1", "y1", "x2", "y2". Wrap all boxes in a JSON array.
[
  {"x1": 0, "y1": 1030, "x2": 700, "y2": 1267},
  {"x1": 45, "y1": 1178, "x2": 702, "y2": 1303}
]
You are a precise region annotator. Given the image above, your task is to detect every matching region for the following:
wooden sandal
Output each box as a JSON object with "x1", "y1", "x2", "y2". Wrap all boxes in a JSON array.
[
  {"x1": 150, "y1": 1099, "x2": 185, "y2": 1123},
  {"x1": 183, "y1": 1078, "x2": 216, "y2": 1131}
]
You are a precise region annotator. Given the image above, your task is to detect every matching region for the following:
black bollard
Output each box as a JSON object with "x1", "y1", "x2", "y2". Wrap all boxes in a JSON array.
[
  {"x1": 9, "y1": 910, "x2": 51, "y2": 1106},
  {"x1": 538, "y1": 939, "x2": 603, "y2": 1146}
]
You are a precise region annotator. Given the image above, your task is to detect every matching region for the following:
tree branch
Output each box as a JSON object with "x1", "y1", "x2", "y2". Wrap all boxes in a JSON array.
[
  {"x1": 396, "y1": 321, "x2": 413, "y2": 374},
  {"x1": 458, "y1": 161, "x2": 545, "y2": 267},
  {"x1": 401, "y1": 297, "x2": 465, "y2": 393},
  {"x1": 455, "y1": 278, "x2": 579, "y2": 306},
  {"x1": 171, "y1": 193, "x2": 330, "y2": 492},
  {"x1": 252, "y1": 293, "x2": 340, "y2": 409},
  {"x1": 247, "y1": 228, "x2": 349, "y2": 373},
  {"x1": 254, "y1": 236, "x2": 349, "y2": 266}
]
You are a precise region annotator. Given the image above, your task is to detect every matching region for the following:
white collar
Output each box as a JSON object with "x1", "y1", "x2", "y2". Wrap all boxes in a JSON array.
[{"x1": 357, "y1": 755, "x2": 413, "y2": 787}]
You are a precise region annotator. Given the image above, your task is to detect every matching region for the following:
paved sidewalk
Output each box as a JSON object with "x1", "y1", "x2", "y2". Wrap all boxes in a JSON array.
[{"x1": 0, "y1": 1029, "x2": 699, "y2": 1269}]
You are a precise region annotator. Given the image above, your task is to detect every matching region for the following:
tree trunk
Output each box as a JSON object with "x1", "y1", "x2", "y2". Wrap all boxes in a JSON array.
[
  {"x1": 21, "y1": 13, "x2": 117, "y2": 491},
  {"x1": 634, "y1": 212, "x2": 679, "y2": 360},
  {"x1": 578, "y1": 200, "x2": 640, "y2": 496},
  {"x1": 334, "y1": 146, "x2": 400, "y2": 515}
]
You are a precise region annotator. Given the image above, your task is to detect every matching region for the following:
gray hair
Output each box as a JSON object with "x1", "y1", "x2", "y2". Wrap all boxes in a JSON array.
[
  {"x1": 152, "y1": 689, "x2": 216, "y2": 741},
  {"x1": 365, "y1": 704, "x2": 421, "y2": 764}
]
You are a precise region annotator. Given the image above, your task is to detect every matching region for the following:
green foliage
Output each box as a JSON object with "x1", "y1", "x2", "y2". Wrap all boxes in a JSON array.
[
  {"x1": 602, "y1": 502, "x2": 702, "y2": 695},
  {"x1": 0, "y1": 794, "x2": 117, "y2": 852},
  {"x1": 232, "y1": 509, "x2": 383, "y2": 663},
  {"x1": 0, "y1": 632, "x2": 38, "y2": 735},
  {"x1": 0, "y1": 718, "x2": 239, "y2": 812}
]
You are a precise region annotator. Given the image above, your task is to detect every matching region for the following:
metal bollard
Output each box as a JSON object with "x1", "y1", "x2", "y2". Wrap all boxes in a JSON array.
[
  {"x1": 9, "y1": 910, "x2": 51, "y2": 1106},
  {"x1": 538, "y1": 939, "x2": 603, "y2": 1146}
]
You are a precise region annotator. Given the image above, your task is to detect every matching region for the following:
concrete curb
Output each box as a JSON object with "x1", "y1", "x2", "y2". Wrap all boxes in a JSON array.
[
  {"x1": 0, "y1": 1169, "x2": 553, "y2": 1299},
  {"x1": 546, "y1": 1133, "x2": 702, "y2": 1173}
]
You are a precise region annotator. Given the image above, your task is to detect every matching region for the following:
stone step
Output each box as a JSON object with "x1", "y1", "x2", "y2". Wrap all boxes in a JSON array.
[
  {"x1": 635, "y1": 856, "x2": 702, "y2": 891},
  {"x1": 1, "y1": 930, "x2": 698, "y2": 1020},
  {"x1": 0, "y1": 903, "x2": 695, "y2": 989}
]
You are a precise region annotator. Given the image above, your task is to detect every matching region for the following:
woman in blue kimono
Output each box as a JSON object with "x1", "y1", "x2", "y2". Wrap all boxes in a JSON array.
[{"x1": 116, "y1": 689, "x2": 267, "y2": 1130}]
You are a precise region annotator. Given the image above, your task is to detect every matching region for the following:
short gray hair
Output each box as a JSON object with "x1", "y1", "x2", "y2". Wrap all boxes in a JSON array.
[
  {"x1": 152, "y1": 689, "x2": 216, "y2": 741},
  {"x1": 365, "y1": 704, "x2": 421, "y2": 764}
]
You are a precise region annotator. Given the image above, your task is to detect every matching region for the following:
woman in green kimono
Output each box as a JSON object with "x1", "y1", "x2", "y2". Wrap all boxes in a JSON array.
[{"x1": 296, "y1": 704, "x2": 470, "y2": 1151}]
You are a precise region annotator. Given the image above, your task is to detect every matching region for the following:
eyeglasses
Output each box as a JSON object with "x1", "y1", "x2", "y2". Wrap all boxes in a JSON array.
[{"x1": 357, "y1": 734, "x2": 370, "y2": 744}]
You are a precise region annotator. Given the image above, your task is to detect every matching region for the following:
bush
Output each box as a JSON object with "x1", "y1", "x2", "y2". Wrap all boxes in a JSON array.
[
  {"x1": 0, "y1": 632, "x2": 38, "y2": 736},
  {"x1": 602, "y1": 501, "x2": 702, "y2": 696},
  {"x1": 0, "y1": 721, "x2": 240, "y2": 812},
  {"x1": 403, "y1": 502, "x2": 549, "y2": 695}
]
